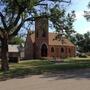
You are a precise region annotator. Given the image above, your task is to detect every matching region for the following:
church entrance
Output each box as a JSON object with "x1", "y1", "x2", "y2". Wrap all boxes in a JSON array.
[{"x1": 41, "y1": 44, "x2": 47, "y2": 57}]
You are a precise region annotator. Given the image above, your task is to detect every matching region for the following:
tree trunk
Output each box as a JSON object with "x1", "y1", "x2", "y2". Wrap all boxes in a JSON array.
[{"x1": 1, "y1": 38, "x2": 9, "y2": 71}]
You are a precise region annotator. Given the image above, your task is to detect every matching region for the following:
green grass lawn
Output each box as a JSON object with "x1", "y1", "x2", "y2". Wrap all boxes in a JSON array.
[
  {"x1": 64, "y1": 56, "x2": 90, "y2": 61},
  {"x1": 0, "y1": 59, "x2": 90, "y2": 81},
  {"x1": 10, "y1": 60, "x2": 54, "y2": 69},
  {"x1": 0, "y1": 60, "x2": 54, "y2": 80}
]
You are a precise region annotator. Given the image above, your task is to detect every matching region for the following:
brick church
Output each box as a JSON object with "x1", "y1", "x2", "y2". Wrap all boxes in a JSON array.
[{"x1": 25, "y1": 16, "x2": 76, "y2": 59}]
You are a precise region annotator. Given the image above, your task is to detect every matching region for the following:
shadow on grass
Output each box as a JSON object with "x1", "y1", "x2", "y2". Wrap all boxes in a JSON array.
[
  {"x1": 0, "y1": 67, "x2": 42, "y2": 81},
  {"x1": 41, "y1": 68, "x2": 90, "y2": 80},
  {"x1": 1, "y1": 63, "x2": 90, "y2": 81}
]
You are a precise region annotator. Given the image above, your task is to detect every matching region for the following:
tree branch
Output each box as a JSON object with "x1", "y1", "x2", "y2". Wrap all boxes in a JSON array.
[
  {"x1": 0, "y1": 36, "x2": 3, "y2": 40},
  {"x1": 9, "y1": 21, "x2": 24, "y2": 37},
  {"x1": 24, "y1": 17, "x2": 35, "y2": 22},
  {"x1": 0, "y1": 31, "x2": 4, "y2": 40},
  {"x1": 0, "y1": 27, "x2": 4, "y2": 32},
  {"x1": 8, "y1": 0, "x2": 26, "y2": 30},
  {"x1": 0, "y1": 12, "x2": 7, "y2": 29},
  {"x1": 48, "y1": 0, "x2": 71, "y2": 3},
  {"x1": 14, "y1": 0, "x2": 20, "y2": 7}
]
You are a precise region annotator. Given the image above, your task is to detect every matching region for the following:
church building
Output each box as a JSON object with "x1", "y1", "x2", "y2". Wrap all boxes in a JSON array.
[{"x1": 25, "y1": 16, "x2": 76, "y2": 59}]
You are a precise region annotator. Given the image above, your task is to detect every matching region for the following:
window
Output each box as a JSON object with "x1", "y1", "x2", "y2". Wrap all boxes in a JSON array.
[
  {"x1": 51, "y1": 47, "x2": 54, "y2": 52},
  {"x1": 41, "y1": 44, "x2": 47, "y2": 57},
  {"x1": 61, "y1": 47, "x2": 64, "y2": 53},
  {"x1": 41, "y1": 18, "x2": 47, "y2": 37},
  {"x1": 42, "y1": 30, "x2": 46, "y2": 37}
]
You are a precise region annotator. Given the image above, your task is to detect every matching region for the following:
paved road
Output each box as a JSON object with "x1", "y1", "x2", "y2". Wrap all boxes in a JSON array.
[{"x1": 0, "y1": 69, "x2": 90, "y2": 90}]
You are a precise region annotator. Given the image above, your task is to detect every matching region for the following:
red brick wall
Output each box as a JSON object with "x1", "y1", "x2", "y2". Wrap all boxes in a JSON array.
[
  {"x1": 24, "y1": 35, "x2": 34, "y2": 59},
  {"x1": 25, "y1": 15, "x2": 76, "y2": 59},
  {"x1": 35, "y1": 16, "x2": 48, "y2": 58},
  {"x1": 48, "y1": 45, "x2": 75, "y2": 59}
]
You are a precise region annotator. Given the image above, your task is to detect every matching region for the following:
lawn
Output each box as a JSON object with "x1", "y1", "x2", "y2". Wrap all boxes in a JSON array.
[
  {"x1": 64, "y1": 56, "x2": 90, "y2": 60},
  {"x1": 0, "y1": 59, "x2": 90, "y2": 81}
]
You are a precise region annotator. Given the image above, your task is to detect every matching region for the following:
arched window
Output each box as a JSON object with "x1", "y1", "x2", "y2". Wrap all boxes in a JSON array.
[
  {"x1": 42, "y1": 29, "x2": 46, "y2": 37},
  {"x1": 41, "y1": 18, "x2": 46, "y2": 37},
  {"x1": 61, "y1": 47, "x2": 64, "y2": 53},
  {"x1": 41, "y1": 44, "x2": 47, "y2": 57},
  {"x1": 51, "y1": 47, "x2": 54, "y2": 52}
]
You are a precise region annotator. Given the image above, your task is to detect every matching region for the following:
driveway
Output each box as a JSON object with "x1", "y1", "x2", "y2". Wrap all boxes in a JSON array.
[{"x1": 0, "y1": 69, "x2": 90, "y2": 90}]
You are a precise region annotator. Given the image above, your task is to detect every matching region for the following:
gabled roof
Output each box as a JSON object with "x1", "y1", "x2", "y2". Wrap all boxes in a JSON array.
[
  {"x1": 48, "y1": 33, "x2": 75, "y2": 46},
  {"x1": 29, "y1": 32, "x2": 75, "y2": 46}
]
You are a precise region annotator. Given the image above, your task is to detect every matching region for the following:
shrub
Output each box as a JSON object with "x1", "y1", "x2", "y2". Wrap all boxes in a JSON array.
[{"x1": 79, "y1": 53, "x2": 87, "y2": 58}]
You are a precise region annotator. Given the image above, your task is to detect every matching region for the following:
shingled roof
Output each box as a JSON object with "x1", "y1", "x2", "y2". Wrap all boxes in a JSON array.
[
  {"x1": 48, "y1": 33, "x2": 75, "y2": 46},
  {"x1": 29, "y1": 32, "x2": 75, "y2": 46}
]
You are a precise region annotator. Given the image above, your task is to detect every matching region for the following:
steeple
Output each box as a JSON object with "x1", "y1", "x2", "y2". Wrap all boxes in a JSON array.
[
  {"x1": 34, "y1": 15, "x2": 49, "y2": 58},
  {"x1": 35, "y1": 15, "x2": 48, "y2": 41}
]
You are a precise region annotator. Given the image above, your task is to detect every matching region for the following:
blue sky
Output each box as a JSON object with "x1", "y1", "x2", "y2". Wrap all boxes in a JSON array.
[
  {"x1": 0, "y1": 0, "x2": 90, "y2": 34},
  {"x1": 68, "y1": 0, "x2": 90, "y2": 34}
]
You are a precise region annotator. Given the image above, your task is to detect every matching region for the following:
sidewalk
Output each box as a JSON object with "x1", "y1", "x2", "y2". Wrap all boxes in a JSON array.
[{"x1": 0, "y1": 71, "x2": 90, "y2": 90}]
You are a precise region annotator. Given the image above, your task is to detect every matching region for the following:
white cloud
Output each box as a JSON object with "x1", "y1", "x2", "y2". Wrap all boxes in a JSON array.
[{"x1": 75, "y1": 11, "x2": 84, "y2": 19}]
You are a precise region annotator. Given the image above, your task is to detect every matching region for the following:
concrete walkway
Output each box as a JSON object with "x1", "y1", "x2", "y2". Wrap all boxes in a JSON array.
[{"x1": 0, "y1": 69, "x2": 90, "y2": 90}]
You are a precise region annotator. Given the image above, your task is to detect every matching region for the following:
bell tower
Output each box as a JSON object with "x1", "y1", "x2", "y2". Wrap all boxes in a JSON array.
[
  {"x1": 35, "y1": 16, "x2": 48, "y2": 40},
  {"x1": 35, "y1": 15, "x2": 48, "y2": 58}
]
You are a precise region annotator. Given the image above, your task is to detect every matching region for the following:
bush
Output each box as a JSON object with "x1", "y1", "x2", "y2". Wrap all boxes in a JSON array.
[{"x1": 79, "y1": 53, "x2": 87, "y2": 58}]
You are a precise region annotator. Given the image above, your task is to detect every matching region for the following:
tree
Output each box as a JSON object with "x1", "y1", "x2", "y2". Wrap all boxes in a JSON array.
[
  {"x1": 84, "y1": 1, "x2": 90, "y2": 21},
  {"x1": 0, "y1": 0, "x2": 72, "y2": 71},
  {"x1": 75, "y1": 33, "x2": 84, "y2": 52},
  {"x1": 83, "y1": 2, "x2": 90, "y2": 52},
  {"x1": 9, "y1": 36, "x2": 24, "y2": 45},
  {"x1": 50, "y1": 6, "x2": 75, "y2": 41},
  {"x1": 70, "y1": 32, "x2": 90, "y2": 53},
  {"x1": 83, "y1": 32, "x2": 90, "y2": 52}
]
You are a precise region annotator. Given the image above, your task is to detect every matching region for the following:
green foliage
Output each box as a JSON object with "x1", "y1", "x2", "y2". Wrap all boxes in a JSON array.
[
  {"x1": 84, "y1": 1, "x2": 90, "y2": 21},
  {"x1": 64, "y1": 11, "x2": 76, "y2": 38},
  {"x1": 9, "y1": 36, "x2": 24, "y2": 45},
  {"x1": 21, "y1": 60, "x2": 54, "y2": 66},
  {"x1": 0, "y1": 0, "x2": 72, "y2": 39},
  {"x1": 70, "y1": 32, "x2": 90, "y2": 53},
  {"x1": 50, "y1": 6, "x2": 76, "y2": 40}
]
